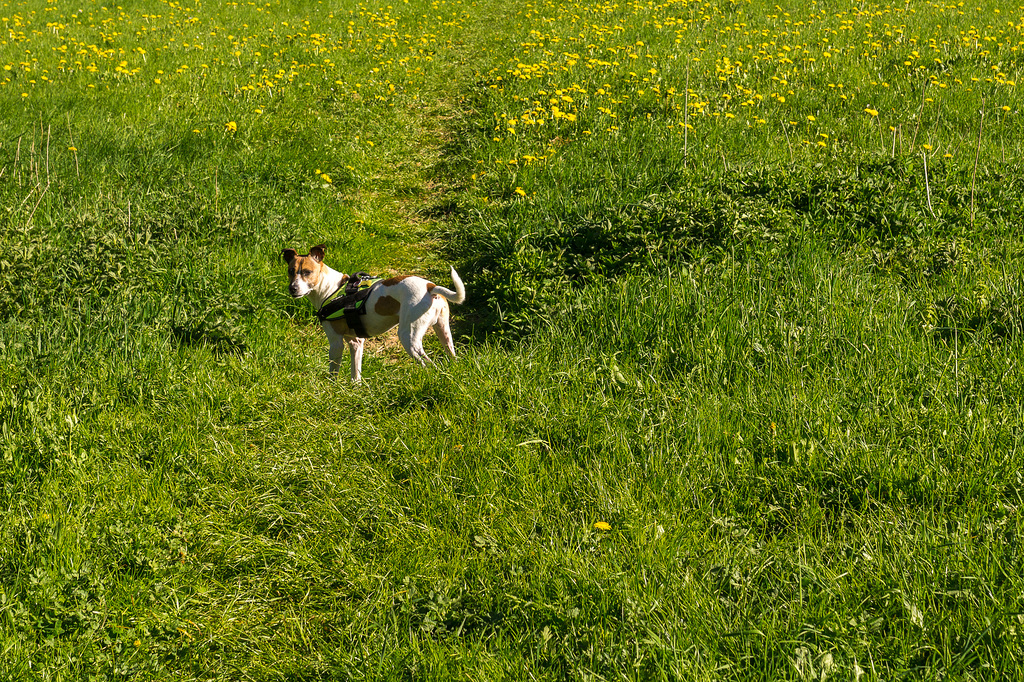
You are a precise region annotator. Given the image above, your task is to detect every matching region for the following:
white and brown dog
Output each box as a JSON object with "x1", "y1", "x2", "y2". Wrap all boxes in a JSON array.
[{"x1": 282, "y1": 244, "x2": 465, "y2": 381}]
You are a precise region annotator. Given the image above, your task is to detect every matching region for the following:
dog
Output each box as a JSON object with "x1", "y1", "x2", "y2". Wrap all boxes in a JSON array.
[{"x1": 282, "y1": 244, "x2": 465, "y2": 381}]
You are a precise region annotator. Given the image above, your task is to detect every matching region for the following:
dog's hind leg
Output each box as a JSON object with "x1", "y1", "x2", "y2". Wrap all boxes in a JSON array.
[
  {"x1": 431, "y1": 303, "x2": 456, "y2": 359},
  {"x1": 398, "y1": 316, "x2": 434, "y2": 367},
  {"x1": 433, "y1": 322, "x2": 455, "y2": 359}
]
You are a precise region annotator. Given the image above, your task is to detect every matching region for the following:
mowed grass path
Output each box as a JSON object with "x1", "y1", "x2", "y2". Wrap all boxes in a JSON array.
[{"x1": 1, "y1": 0, "x2": 1024, "y2": 679}]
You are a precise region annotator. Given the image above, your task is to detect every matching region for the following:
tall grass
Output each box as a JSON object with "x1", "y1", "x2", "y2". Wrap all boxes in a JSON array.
[
  {"x1": 1, "y1": 0, "x2": 1023, "y2": 679},
  {"x1": 448, "y1": 0, "x2": 1021, "y2": 334}
]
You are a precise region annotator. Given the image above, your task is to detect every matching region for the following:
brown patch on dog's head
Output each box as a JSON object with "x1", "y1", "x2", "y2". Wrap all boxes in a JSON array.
[
  {"x1": 374, "y1": 295, "x2": 401, "y2": 317},
  {"x1": 283, "y1": 245, "x2": 327, "y2": 298},
  {"x1": 426, "y1": 282, "x2": 436, "y2": 292},
  {"x1": 380, "y1": 275, "x2": 412, "y2": 286}
]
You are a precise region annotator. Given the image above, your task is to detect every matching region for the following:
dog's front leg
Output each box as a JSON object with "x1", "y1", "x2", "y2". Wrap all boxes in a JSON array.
[
  {"x1": 327, "y1": 337, "x2": 346, "y2": 377},
  {"x1": 347, "y1": 337, "x2": 365, "y2": 382}
]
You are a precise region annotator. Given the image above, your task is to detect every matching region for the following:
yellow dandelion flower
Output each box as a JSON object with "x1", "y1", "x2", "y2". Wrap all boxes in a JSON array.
[
  {"x1": 594, "y1": 521, "x2": 612, "y2": 531},
  {"x1": 514, "y1": 187, "x2": 526, "y2": 197},
  {"x1": 225, "y1": 121, "x2": 238, "y2": 132},
  {"x1": 864, "y1": 108, "x2": 879, "y2": 117}
]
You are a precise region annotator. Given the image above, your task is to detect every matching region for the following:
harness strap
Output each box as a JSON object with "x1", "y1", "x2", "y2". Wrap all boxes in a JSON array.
[
  {"x1": 315, "y1": 273, "x2": 381, "y2": 338},
  {"x1": 345, "y1": 271, "x2": 373, "y2": 296},
  {"x1": 344, "y1": 305, "x2": 368, "y2": 338}
]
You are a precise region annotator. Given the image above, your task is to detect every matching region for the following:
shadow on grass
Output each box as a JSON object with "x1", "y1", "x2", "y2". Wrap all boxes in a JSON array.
[{"x1": 170, "y1": 322, "x2": 248, "y2": 356}]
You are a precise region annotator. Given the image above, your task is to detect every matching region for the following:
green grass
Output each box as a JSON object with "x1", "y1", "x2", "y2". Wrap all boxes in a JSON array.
[{"x1": 2, "y1": 0, "x2": 1024, "y2": 679}]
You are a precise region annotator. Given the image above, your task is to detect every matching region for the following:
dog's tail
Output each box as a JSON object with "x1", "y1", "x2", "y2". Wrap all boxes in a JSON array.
[{"x1": 430, "y1": 267, "x2": 466, "y2": 305}]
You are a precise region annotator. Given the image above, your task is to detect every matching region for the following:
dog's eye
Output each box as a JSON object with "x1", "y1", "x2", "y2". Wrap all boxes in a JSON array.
[{"x1": 301, "y1": 269, "x2": 312, "y2": 277}]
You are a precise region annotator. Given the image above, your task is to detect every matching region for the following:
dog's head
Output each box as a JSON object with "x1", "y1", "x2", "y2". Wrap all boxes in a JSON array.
[{"x1": 281, "y1": 244, "x2": 327, "y2": 298}]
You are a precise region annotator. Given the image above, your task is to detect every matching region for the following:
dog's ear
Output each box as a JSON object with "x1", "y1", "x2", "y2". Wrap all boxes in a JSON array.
[
  {"x1": 309, "y1": 244, "x2": 326, "y2": 262},
  {"x1": 281, "y1": 248, "x2": 297, "y2": 264}
]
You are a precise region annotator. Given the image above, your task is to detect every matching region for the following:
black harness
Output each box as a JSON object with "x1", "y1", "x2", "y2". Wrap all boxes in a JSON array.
[{"x1": 316, "y1": 272, "x2": 381, "y2": 338}]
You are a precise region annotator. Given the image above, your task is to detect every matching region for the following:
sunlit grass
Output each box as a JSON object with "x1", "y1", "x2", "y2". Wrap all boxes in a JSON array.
[
  {"x1": 467, "y1": 0, "x2": 1018, "y2": 194},
  {"x1": 1, "y1": 0, "x2": 1023, "y2": 679}
]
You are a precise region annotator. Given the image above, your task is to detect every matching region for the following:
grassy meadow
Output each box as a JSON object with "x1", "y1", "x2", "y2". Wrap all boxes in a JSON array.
[{"x1": 1, "y1": 0, "x2": 1023, "y2": 678}]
